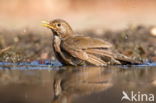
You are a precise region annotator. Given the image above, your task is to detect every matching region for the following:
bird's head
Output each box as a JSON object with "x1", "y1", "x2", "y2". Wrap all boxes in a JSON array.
[{"x1": 42, "y1": 19, "x2": 73, "y2": 38}]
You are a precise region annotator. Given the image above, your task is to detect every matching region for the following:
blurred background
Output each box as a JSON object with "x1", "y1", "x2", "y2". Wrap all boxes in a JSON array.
[
  {"x1": 0, "y1": 0, "x2": 156, "y2": 62},
  {"x1": 0, "y1": 0, "x2": 156, "y2": 30}
]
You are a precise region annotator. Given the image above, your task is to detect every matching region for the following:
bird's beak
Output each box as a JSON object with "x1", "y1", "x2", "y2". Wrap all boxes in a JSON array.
[{"x1": 41, "y1": 21, "x2": 55, "y2": 29}]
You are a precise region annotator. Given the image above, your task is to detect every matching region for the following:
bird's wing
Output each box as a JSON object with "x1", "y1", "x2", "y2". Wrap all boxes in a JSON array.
[
  {"x1": 61, "y1": 36, "x2": 141, "y2": 65},
  {"x1": 62, "y1": 36, "x2": 112, "y2": 49},
  {"x1": 61, "y1": 36, "x2": 112, "y2": 62}
]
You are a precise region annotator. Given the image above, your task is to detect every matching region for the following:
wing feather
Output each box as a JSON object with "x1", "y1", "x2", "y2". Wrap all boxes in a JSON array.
[
  {"x1": 61, "y1": 36, "x2": 112, "y2": 61},
  {"x1": 62, "y1": 36, "x2": 112, "y2": 49}
]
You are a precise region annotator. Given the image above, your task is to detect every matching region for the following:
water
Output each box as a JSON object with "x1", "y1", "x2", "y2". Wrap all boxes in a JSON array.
[{"x1": 0, "y1": 61, "x2": 156, "y2": 103}]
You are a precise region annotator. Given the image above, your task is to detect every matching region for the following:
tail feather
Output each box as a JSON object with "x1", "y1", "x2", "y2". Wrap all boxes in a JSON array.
[
  {"x1": 85, "y1": 48, "x2": 142, "y2": 65},
  {"x1": 114, "y1": 53, "x2": 141, "y2": 65}
]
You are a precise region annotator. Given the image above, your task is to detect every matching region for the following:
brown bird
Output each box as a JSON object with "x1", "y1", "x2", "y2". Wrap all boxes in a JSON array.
[{"x1": 42, "y1": 19, "x2": 141, "y2": 66}]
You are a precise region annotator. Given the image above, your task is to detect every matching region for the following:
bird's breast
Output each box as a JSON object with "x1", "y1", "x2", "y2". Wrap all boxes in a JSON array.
[
  {"x1": 53, "y1": 35, "x2": 61, "y2": 52},
  {"x1": 53, "y1": 35, "x2": 66, "y2": 64}
]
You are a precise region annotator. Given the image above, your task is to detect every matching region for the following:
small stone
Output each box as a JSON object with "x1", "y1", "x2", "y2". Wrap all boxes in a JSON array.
[
  {"x1": 151, "y1": 56, "x2": 156, "y2": 62},
  {"x1": 41, "y1": 52, "x2": 48, "y2": 59},
  {"x1": 150, "y1": 27, "x2": 156, "y2": 36},
  {"x1": 152, "y1": 80, "x2": 156, "y2": 86},
  {"x1": 14, "y1": 37, "x2": 19, "y2": 42}
]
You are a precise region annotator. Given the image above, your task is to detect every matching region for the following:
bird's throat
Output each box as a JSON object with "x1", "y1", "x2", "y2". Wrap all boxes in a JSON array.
[{"x1": 53, "y1": 35, "x2": 61, "y2": 44}]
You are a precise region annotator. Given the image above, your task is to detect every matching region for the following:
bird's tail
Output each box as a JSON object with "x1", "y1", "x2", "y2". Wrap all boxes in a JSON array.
[{"x1": 114, "y1": 53, "x2": 142, "y2": 65}]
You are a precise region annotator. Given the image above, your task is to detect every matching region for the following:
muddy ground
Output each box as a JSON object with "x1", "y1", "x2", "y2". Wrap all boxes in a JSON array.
[{"x1": 0, "y1": 25, "x2": 156, "y2": 63}]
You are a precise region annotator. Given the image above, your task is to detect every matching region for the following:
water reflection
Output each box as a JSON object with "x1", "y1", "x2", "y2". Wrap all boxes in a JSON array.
[
  {"x1": 0, "y1": 65, "x2": 155, "y2": 103},
  {"x1": 52, "y1": 66, "x2": 113, "y2": 103}
]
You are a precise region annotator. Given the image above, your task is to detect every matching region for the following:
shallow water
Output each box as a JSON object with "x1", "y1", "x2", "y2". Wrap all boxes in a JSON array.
[{"x1": 0, "y1": 61, "x2": 156, "y2": 103}]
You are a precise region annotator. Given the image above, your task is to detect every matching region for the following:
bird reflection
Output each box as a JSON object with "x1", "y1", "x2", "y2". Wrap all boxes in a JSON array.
[{"x1": 51, "y1": 66, "x2": 113, "y2": 103}]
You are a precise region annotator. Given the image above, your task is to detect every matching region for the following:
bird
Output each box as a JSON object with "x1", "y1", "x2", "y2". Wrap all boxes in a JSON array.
[{"x1": 42, "y1": 19, "x2": 141, "y2": 66}]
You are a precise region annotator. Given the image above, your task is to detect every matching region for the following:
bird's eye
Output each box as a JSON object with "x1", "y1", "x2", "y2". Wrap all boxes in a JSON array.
[{"x1": 57, "y1": 23, "x2": 61, "y2": 27}]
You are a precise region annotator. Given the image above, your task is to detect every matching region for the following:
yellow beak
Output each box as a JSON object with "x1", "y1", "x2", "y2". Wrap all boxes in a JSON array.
[{"x1": 41, "y1": 21, "x2": 55, "y2": 29}]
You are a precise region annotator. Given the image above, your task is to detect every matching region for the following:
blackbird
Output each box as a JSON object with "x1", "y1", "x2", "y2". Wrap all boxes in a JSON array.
[{"x1": 42, "y1": 19, "x2": 141, "y2": 66}]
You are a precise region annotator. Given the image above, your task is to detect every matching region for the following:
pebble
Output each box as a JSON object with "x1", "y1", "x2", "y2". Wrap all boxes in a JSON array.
[{"x1": 150, "y1": 27, "x2": 156, "y2": 36}]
